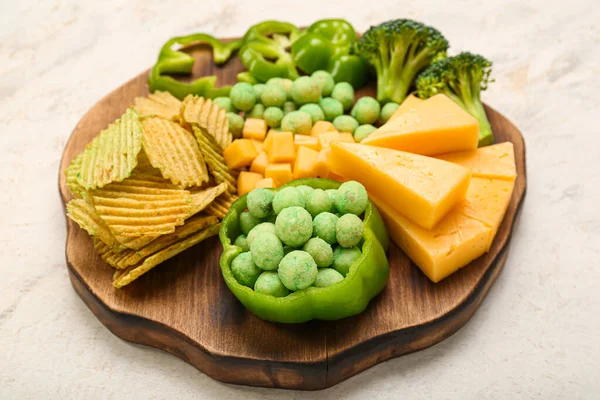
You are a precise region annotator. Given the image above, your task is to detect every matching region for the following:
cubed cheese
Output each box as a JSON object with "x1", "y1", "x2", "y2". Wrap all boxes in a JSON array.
[
  {"x1": 265, "y1": 163, "x2": 293, "y2": 187},
  {"x1": 238, "y1": 171, "x2": 264, "y2": 196},
  {"x1": 338, "y1": 132, "x2": 355, "y2": 143},
  {"x1": 294, "y1": 135, "x2": 320, "y2": 152},
  {"x1": 243, "y1": 118, "x2": 268, "y2": 141},
  {"x1": 255, "y1": 177, "x2": 274, "y2": 189},
  {"x1": 223, "y1": 139, "x2": 258, "y2": 169},
  {"x1": 293, "y1": 146, "x2": 320, "y2": 179},
  {"x1": 250, "y1": 151, "x2": 269, "y2": 175},
  {"x1": 318, "y1": 131, "x2": 341, "y2": 149},
  {"x1": 267, "y1": 131, "x2": 295, "y2": 163},
  {"x1": 251, "y1": 139, "x2": 264, "y2": 153},
  {"x1": 311, "y1": 121, "x2": 336, "y2": 137},
  {"x1": 313, "y1": 148, "x2": 332, "y2": 178}
]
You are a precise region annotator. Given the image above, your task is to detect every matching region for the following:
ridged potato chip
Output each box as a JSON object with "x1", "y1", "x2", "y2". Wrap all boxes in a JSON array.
[
  {"x1": 205, "y1": 192, "x2": 238, "y2": 219},
  {"x1": 134, "y1": 91, "x2": 182, "y2": 121},
  {"x1": 181, "y1": 95, "x2": 232, "y2": 149},
  {"x1": 193, "y1": 126, "x2": 237, "y2": 193},
  {"x1": 190, "y1": 182, "x2": 228, "y2": 215},
  {"x1": 66, "y1": 198, "x2": 120, "y2": 248},
  {"x1": 65, "y1": 154, "x2": 85, "y2": 198}
]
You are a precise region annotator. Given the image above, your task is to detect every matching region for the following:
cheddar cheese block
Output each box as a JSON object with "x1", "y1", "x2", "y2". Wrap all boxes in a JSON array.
[
  {"x1": 237, "y1": 171, "x2": 263, "y2": 196},
  {"x1": 390, "y1": 94, "x2": 424, "y2": 120},
  {"x1": 329, "y1": 142, "x2": 471, "y2": 229},
  {"x1": 293, "y1": 146, "x2": 320, "y2": 179},
  {"x1": 362, "y1": 94, "x2": 479, "y2": 156},
  {"x1": 223, "y1": 139, "x2": 258, "y2": 169},
  {"x1": 267, "y1": 131, "x2": 295, "y2": 163},
  {"x1": 436, "y1": 142, "x2": 517, "y2": 181}
]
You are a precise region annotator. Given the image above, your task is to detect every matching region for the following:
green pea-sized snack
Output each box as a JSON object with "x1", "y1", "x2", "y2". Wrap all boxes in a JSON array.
[
  {"x1": 213, "y1": 97, "x2": 235, "y2": 113},
  {"x1": 246, "y1": 222, "x2": 277, "y2": 247},
  {"x1": 299, "y1": 104, "x2": 325, "y2": 124},
  {"x1": 227, "y1": 112, "x2": 244, "y2": 139},
  {"x1": 250, "y1": 232, "x2": 284, "y2": 271},
  {"x1": 231, "y1": 251, "x2": 262, "y2": 287},
  {"x1": 380, "y1": 102, "x2": 399, "y2": 124},
  {"x1": 353, "y1": 124, "x2": 377, "y2": 142},
  {"x1": 240, "y1": 210, "x2": 262, "y2": 235},
  {"x1": 248, "y1": 103, "x2": 265, "y2": 119},
  {"x1": 230, "y1": 82, "x2": 256, "y2": 111},
  {"x1": 302, "y1": 237, "x2": 333, "y2": 268},
  {"x1": 332, "y1": 246, "x2": 361, "y2": 276},
  {"x1": 278, "y1": 250, "x2": 318, "y2": 291},
  {"x1": 253, "y1": 84, "x2": 267, "y2": 102},
  {"x1": 333, "y1": 115, "x2": 359, "y2": 133},
  {"x1": 319, "y1": 97, "x2": 344, "y2": 122},
  {"x1": 335, "y1": 180, "x2": 369, "y2": 215},
  {"x1": 267, "y1": 77, "x2": 293, "y2": 101},
  {"x1": 305, "y1": 188, "x2": 333, "y2": 218},
  {"x1": 281, "y1": 110, "x2": 313, "y2": 135},
  {"x1": 291, "y1": 76, "x2": 321, "y2": 105},
  {"x1": 331, "y1": 82, "x2": 355, "y2": 111},
  {"x1": 325, "y1": 189, "x2": 338, "y2": 210},
  {"x1": 247, "y1": 188, "x2": 274, "y2": 218},
  {"x1": 311, "y1": 70, "x2": 335, "y2": 96},
  {"x1": 312, "y1": 211, "x2": 339, "y2": 244},
  {"x1": 350, "y1": 96, "x2": 381, "y2": 125},
  {"x1": 254, "y1": 271, "x2": 290, "y2": 297},
  {"x1": 263, "y1": 107, "x2": 284, "y2": 128},
  {"x1": 296, "y1": 185, "x2": 314, "y2": 201},
  {"x1": 261, "y1": 84, "x2": 287, "y2": 108},
  {"x1": 275, "y1": 206, "x2": 313, "y2": 247},
  {"x1": 282, "y1": 101, "x2": 297, "y2": 115},
  {"x1": 314, "y1": 268, "x2": 344, "y2": 287},
  {"x1": 272, "y1": 186, "x2": 305, "y2": 214},
  {"x1": 234, "y1": 234, "x2": 250, "y2": 252},
  {"x1": 336, "y1": 214, "x2": 364, "y2": 248}
]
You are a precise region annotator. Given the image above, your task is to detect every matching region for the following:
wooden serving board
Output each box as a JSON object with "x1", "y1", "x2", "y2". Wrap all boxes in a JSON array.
[{"x1": 59, "y1": 43, "x2": 527, "y2": 390}]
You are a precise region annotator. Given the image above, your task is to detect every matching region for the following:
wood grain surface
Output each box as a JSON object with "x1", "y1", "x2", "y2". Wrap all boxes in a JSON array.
[{"x1": 58, "y1": 43, "x2": 527, "y2": 390}]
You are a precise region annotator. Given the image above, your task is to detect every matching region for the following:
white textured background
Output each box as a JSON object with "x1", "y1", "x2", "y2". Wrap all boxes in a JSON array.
[{"x1": 1, "y1": 0, "x2": 599, "y2": 398}]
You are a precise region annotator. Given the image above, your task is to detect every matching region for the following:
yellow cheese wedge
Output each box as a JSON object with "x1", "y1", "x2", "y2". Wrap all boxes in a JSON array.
[
  {"x1": 224, "y1": 139, "x2": 258, "y2": 169},
  {"x1": 293, "y1": 146, "x2": 320, "y2": 179},
  {"x1": 250, "y1": 151, "x2": 268, "y2": 175},
  {"x1": 436, "y1": 142, "x2": 517, "y2": 181},
  {"x1": 338, "y1": 132, "x2": 355, "y2": 143},
  {"x1": 318, "y1": 131, "x2": 341, "y2": 149},
  {"x1": 242, "y1": 118, "x2": 268, "y2": 141},
  {"x1": 265, "y1": 163, "x2": 292, "y2": 187},
  {"x1": 329, "y1": 142, "x2": 471, "y2": 229},
  {"x1": 362, "y1": 94, "x2": 479, "y2": 156},
  {"x1": 238, "y1": 171, "x2": 263, "y2": 196},
  {"x1": 267, "y1": 131, "x2": 296, "y2": 163},
  {"x1": 390, "y1": 94, "x2": 424, "y2": 120}
]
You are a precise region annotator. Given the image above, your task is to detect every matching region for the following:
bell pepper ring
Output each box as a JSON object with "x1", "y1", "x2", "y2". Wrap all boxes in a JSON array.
[{"x1": 219, "y1": 178, "x2": 390, "y2": 323}]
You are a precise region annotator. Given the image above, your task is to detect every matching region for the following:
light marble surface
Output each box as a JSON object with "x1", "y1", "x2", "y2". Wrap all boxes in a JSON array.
[{"x1": 1, "y1": 0, "x2": 599, "y2": 398}]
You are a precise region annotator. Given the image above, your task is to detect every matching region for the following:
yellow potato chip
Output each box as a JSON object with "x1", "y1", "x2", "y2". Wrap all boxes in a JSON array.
[
  {"x1": 77, "y1": 108, "x2": 143, "y2": 189},
  {"x1": 65, "y1": 154, "x2": 85, "y2": 198},
  {"x1": 181, "y1": 95, "x2": 231, "y2": 149},
  {"x1": 134, "y1": 91, "x2": 182, "y2": 121},
  {"x1": 193, "y1": 126, "x2": 237, "y2": 194},
  {"x1": 142, "y1": 117, "x2": 209, "y2": 187},
  {"x1": 66, "y1": 198, "x2": 120, "y2": 248},
  {"x1": 204, "y1": 192, "x2": 238, "y2": 219},
  {"x1": 190, "y1": 183, "x2": 228, "y2": 215}
]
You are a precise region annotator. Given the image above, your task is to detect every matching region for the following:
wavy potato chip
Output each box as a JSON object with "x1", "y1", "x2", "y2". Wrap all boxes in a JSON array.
[
  {"x1": 205, "y1": 192, "x2": 238, "y2": 219},
  {"x1": 65, "y1": 154, "x2": 85, "y2": 198},
  {"x1": 193, "y1": 126, "x2": 237, "y2": 193},
  {"x1": 66, "y1": 198, "x2": 120, "y2": 248},
  {"x1": 190, "y1": 182, "x2": 228, "y2": 215},
  {"x1": 182, "y1": 95, "x2": 231, "y2": 149},
  {"x1": 134, "y1": 91, "x2": 182, "y2": 121}
]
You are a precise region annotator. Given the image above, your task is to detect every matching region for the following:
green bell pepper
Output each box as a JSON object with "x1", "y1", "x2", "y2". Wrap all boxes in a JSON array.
[
  {"x1": 291, "y1": 19, "x2": 368, "y2": 89},
  {"x1": 148, "y1": 33, "x2": 242, "y2": 100},
  {"x1": 219, "y1": 178, "x2": 390, "y2": 323}
]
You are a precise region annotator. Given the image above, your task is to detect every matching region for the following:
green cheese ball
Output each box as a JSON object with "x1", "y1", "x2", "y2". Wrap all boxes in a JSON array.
[
  {"x1": 336, "y1": 214, "x2": 364, "y2": 248},
  {"x1": 291, "y1": 76, "x2": 321, "y2": 105},
  {"x1": 350, "y1": 96, "x2": 381, "y2": 125},
  {"x1": 311, "y1": 70, "x2": 335, "y2": 96},
  {"x1": 247, "y1": 188, "x2": 274, "y2": 218},
  {"x1": 275, "y1": 206, "x2": 313, "y2": 247},
  {"x1": 305, "y1": 188, "x2": 333, "y2": 218},
  {"x1": 231, "y1": 251, "x2": 262, "y2": 287},
  {"x1": 331, "y1": 82, "x2": 355, "y2": 111},
  {"x1": 353, "y1": 124, "x2": 377, "y2": 142},
  {"x1": 230, "y1": 82, "x2": 256, "y2": 111},
  {"x1": 282, "y1": 101, "x2": 297, "y2": 115},
  {"x1": 273, "y1": 187, "x2": 305, "y2": 215},
  {"x1": 234, "y1": 234, "x2": 250, "y2": 252},
  {"x1": 252, "y1": 84, "x2": 267, "y2": 102},
  {"x1": 332, "y1": 246, "x2": 361, "y2": 276},
  {"x1": 319, "y1": 97, "x2": 344, "y2": 122},
  {"x1": 246, "y1": 222, "x2": 276, "y2": 247},
  {"x1": 261, "y1": 84, "x2": 287, "y2": 108},
  {"x1": 240, "y1": 210, "x2": 262, "y2": 235},
  {"x1": 296, "y1": 185, "x2": 314, "y2": 201},
  {"x1": 333, "y1": 115, "x2": 359, "y2": 133},
  {"x1": 380, "y1": 102, "x2": 400, "y2": 124},
  {"x1": 267, "y1": 77, "x2": 293, "y2": 101},
  {"x1": 254, "y1": 271, "x2": 290, "y2": 297},
  {"x1": 335, "y1": 180, "x2": 369, "y2": 215},
  {"x1": 312, "y1": 212, "x2": 339, "y2": 244},
  {"x1": 302, "y1": 237, "x2": 334, "y2": 268},
  {"x1": 299, "y1": 103, "x2": 325, "y2": 124},
  {"x1": 248, "y1": 103, "x2": 265, "y2": 119},
  {"x1": 314, "y1": 268, "x2": 344, "y2": 287},
  {"x1": 250, "y1": 232, "x2": 284, "y2": 271},
  {"x1": 325, "y1": 189, "x2": 338, "y2": 210},
  {"x1": 263, "y1": 107, "x2": 284, "y2": 128},
  {"x1": 278, "y1": 250, "x2": 318, "y2": 291},
  {"x1": 226, "y1": 112, "x2": 244, "y2": 139},
  {"x1": 213, "y1": 97, "x2": 235, "y2": 113},
  {"x1": 281, "y1": 111, "x2": 313, "y2": 135}
]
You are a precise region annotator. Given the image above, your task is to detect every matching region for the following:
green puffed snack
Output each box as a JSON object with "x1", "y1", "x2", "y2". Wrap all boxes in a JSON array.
[
  {"x1": 335, "y1": 181, "x2": 368, "y2": 215},
  {"x1": 272, "y1": 186, "x2": 305, "y2": 215},
  {"x1": 353, "y1": 124, "x2": 377, "y2": 143},
  {"x1": 296, "y1": 185, "x2": 314, "y2": 201},
  {"x1": 254, "y1": 271, "x2": 290, "y2": 297},
  {"x1": 278, "y1": 250, "x2": 318, "y2": 291},
  {"x1": 333, "y1": 115, "x2": 359, "y2": 133},
  {"x1": 311, "y1": 70, "x2": 335, "y2": 97},
  {"x1": 275, "y1": 206, "x2": 313, "y2": 247},
  {"x1": 261, "y1": 84, "x2": 287, "y2": 108},
  {"x1": 380, "y1": 102, "x2": 399, "y2": 124},
  {"x1": 350, "y1": 96, "x2": 380, "y2": 125},
  {"x1": 234, "y1": 234, "x2": 250, "y2": 252},
  {"x1": 331, "y1": 82, "x2": 354, "y2": 111},
  {"x1": 250, "y1": 232, "x2": 284, "y2": 271},
  {"x1": 246, "y1": 222, "x2": 276, "y2": 247},
  {"x1": 305, "y1": 188, "x2": 333, "y2": 217},
  {"x1": 302, "y1": 237, "x2": 333, "y2": 268},
  {"x1": 319, "y1": 97, "x2": 344, "y2": 122},
  {"x1": 312, "y1": 212, "x2": 339, "y2": 244},
  {"x1": 231, "y1": 251, "x2": 262, "y2": 287},
  {"x1": 314, "y1": 268, "x2": 344, "y2": 287},
  {"x1": 252, "y1": 84, "x2": 267, "y2": 102},
  {"x1": 247, "y1": 188, "x2": 274, "y2": 218},
  {"x1": 230, "y1": 82, "x2": 256, "y2": 111},
  {"x1": 299, "y1": 103, "x2": 325, "y2": 124},
  {"x1": 263, "y1": 107, "x2": 283, "y2": 128},
  {"x1": 239, "y1": 211, "x2": 262, "y2": 235},
  {"x1": 248, "y1": 103, "x2": 265, "y2": 119},
  {"x1": 281, "y1": 111, "x2": 313, "y2": 135},
  {"x1": 336, "y1": 214, "x2": 364, "y2": 248},
  {"x1": 291, "y1": 76, "x2": 321, "y2": 105},
  {"x1": 332, "y1": 246, "x2": 361, "y2": 276},
  {"x1": 213, "y1": 97, "x2": 234, "y2": 113},
  {"x1": 325, "y1": 189, "x2": 338, "y2": 209},
  {"x1": 282, "y1": 101, "x2": 297, "y2": 115},
  {"x1": 227, "y1": 112, "x2": 244, "y2": 139}
]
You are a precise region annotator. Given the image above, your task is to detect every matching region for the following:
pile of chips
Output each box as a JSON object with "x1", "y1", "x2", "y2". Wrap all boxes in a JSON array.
[{"x1": 65, "y1": 91, "x2": 238, "y2": 288}]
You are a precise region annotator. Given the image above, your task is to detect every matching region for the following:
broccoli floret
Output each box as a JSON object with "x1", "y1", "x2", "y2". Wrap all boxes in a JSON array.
[
  {"x1": 355, "y1": 19, "x2": 448, "y2": 104},
  {"x1": 416, "y1": 52, "x2": 494, "y2": 146}
]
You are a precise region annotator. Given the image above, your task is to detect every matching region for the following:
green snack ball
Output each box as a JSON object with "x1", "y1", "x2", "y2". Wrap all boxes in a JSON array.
[
  {"x1": 226, "y1": 112, "x2": 244, "y2": 139},
  {"x1": 231, "y1": 252, "x2": 262, "y2": 287},
  {"x1": 291, "y1": 76, "x2": 321, "y2": 105},
  {"x1": 305, "y1": 188, "x2": 333, "y2": 218},
  {"x1": 314, "y1": 268, "x2": 344, "y2": 287},
  {"x1": 213, "y1": 97, "x2": 234, "y2": 112},
  {"x1": 267, "y1": 77, "x2": 293, "y2": 100},
  {"x1": 333, "y1": 115, "x2": 359, "y2": 133},
  {"x1": 325, "y1": 189, "x2": 338, "y2": 209},
  {"x1": 354, "y1": 124, "x2": 377, "y2": 142},
  {"x1": 272, "y1": 187, "x2": 305, "y2": 214},
  {"x1": 253, "y1": 84, "x2": 267, "y2": 102},
  {"x1": 250, "y1": 232, "x2": 284, "y2": 271},
  {"x1": 254, "y1": 271, "x2": 290, "y2": 297},
  {"x1": 240, "y1": 211, "x2": 261, "y2": 235},
  {"x1": 247, "y1": 188, "x2": 274, "y2": 218},
  {"x1": 230, "y1": 82, "x2": 256, "y2": 111},
  {"x1": 266, "y1": 77, "x2": 283, "y2": 86},
  {"x1": 350, "y1": 96, "x2": 381, "y2": 125},
  {"x1": 332, "y1": 246, "x2": 361, "y2": 276},
  {"x1": 263, "y1": 107, "x2": 284, "y2": 128},
  {"x1": 278, "y1": 250, "x2": 318, "y2": 291},
  {"x1": 275, "y1": 206, "x2": 313, "y2": 247},
  {"x1": 296, "y1": 185, "x2": 314, "y2": 201},
  {"x1": 331, "y1": 82, "x2": 355, "y2": 111},
  {"x1": 336, "y1": 214, "x2": 364, "y2": 248},
  {"x1": 282, "y1": 101, "x2": 297, "y2": 115},
  {"x1": 302, "y1": 237, "x2": 333, "y2": 268},
  {"x1": 261, "y1": 84, "x2": 287, "y2": 107},
  {"x1": 319, "y1": 97, "x2": 344, "y2": 121},
  {"x1": 298, "y1": 103, "x2": 325, "y2": 124},
  {"x1": 248, "y1": 103, "x2": 265, "y2": 119},
  {"x1": 311, "y1": 70, "x2": 335, "y2": 97},
  {"x1": 246, "y1": 222, "x2": 276, "y2": 247},
  {"x1": 336, "y1": 180, "x2": 369, "y2": 215},
  {"x1": 234, "y1": 235, "x2": 250, "y2": 252},
  {"x1": 312, "y1": 212, "x2": 339, "y2": 244},
  {"x1": 380, "y1": 102, "x2": 400, "y2": 124},
  {"x1": 281, "y1": 111, "x2": 313, "y2": 135}
]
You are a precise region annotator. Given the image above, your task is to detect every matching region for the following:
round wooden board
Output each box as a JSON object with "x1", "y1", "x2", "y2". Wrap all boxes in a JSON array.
[{"x1": 59, "y1": 43, "x2": 527, "y2": 391}]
